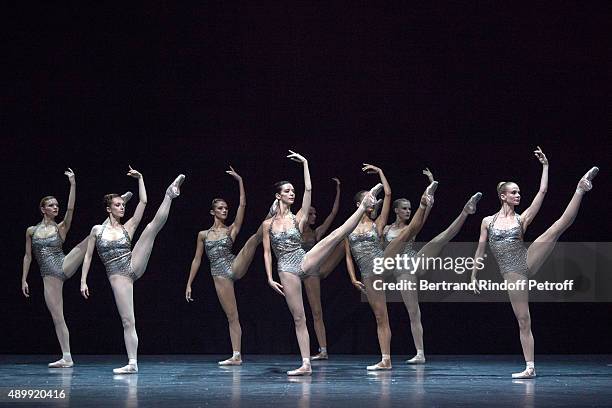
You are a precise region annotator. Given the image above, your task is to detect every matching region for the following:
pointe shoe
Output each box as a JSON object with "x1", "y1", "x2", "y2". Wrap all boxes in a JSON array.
[
  {"x1": 463, "y1": 192, "x2": 482, "y2": 215},
  {"x1": 287, "y1": 364, "x2": 312, "y2": 376},
  {"x1": 218, "y1": 357, "x2": 242, "y2": 366},
  {"x1": 366, "y1": 360, "x2": 392, "y2": 371},
  {"x1": 577, "y1": 166, "x2": 599, "y2": 192},
  {"x1": 166, "y1": 174, "x2": 186, "y2": 198},
  {"x1": 311, "y1": 351, "x2": 329, "y2": 361},
  {"x1": 362, "y1": 183, "x2": 384, "y2": 208},
  {"x1": 406, "y1": 354, "x2": 426, "y2": 364},
  {"x1": 512, "y1": 367, "x2": 536, "y2": 379},
  {"x1": 113, "y1": 363, "x2": 138, "y2": 374},
  {"x1": 426, "y1": 181, "x2": 439, "y2": 196},
  {"x1": 369, "y1": 198, "x2": 383, "y2": 219},
  {"x1": 48, "y1": 358, "x2": 73, "y2": 368},
  {"x1": 121, "y1": 191, "x2": 133, "y2": 204}
]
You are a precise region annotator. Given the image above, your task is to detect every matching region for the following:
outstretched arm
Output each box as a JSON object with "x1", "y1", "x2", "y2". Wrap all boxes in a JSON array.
[
  {"x1": 58, "y1": 168, "x2": 76, "y2": 239},
  {"x1": 315, "y1": 178, "x2": 341, "y2": 241},
  {"x1": 124, "y1": 166, "x2": 147, "y2": 236},
  {"x1": 263, "y1": 219, "x2": 284, "y2": 296},
  {"x1": 21, "y1": 227, "x2": 33, "y2": 297},
  {"x1": 362, "y1": 164, "x2": 391, "y2": 235},
  {"x1": 520, "y1": 146, "x2": 548, "y2": 229},
  {"x1": 186, "y1": 231, "x2": 206, "y2": 302},
  {"x1": 420, "y1": 168, "x2": 436, "y2": 225},
  {"x1": 80, "y1": 226, "x2": 99, "y2": 299},
  {"x1": 227, "y1": 166, "x2": 246, "y2": 241},
  {"x1": 470, "y1": 217, "x2": 490, "y2": 294},
  {"x1": 287, "y1": 150, "x2": 311, "y2": 232}
]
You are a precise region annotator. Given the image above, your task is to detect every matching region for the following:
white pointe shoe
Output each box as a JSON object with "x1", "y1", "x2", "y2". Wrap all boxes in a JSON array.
[
  {"x1": 218, "y1": 357, "x2": 242, "y2": 366},
  {"x1": 166, "y1": 174, "x2": 186, "y2": 198},
  {"x1": 366, "y1": 360, "x2": 392, "y2": 371},
  {"x1": 113, "y1": 363, "x2": 138, "y2": 374},
  {"x1": 426, "y1": 181, "x2": 439, "y2": 196},
  {"x1": 512, "y1": 367, "x2": 536, "y2": 379},
  {"x1": 311, "y1": 351, "x2": 329, "y2": 361},
  {"x1": 287, "y1": 364, "x2": 312, "y2": 376},
  {"x1": 577, "y1": 166, "x2": 599, "y2": 192},
  {"x1": 463, "y1": 192, "x2": 483, "y2": 214},
  {"x1": 406, "y1": 354, "x2": 426, "y2": 364},
  {"x1": 48, "y1": 358, "x2": 73, "y2": 368},
  {"x1": 121, "y1": 191, "x2": 133, "y2": 204}
]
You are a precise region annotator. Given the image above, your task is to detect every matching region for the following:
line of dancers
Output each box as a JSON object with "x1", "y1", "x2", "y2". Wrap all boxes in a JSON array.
[{"x1": 22, "y1": 148, "x2": 599, "y2": 378}]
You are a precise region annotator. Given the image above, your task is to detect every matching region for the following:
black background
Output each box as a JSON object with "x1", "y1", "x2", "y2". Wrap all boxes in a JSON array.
[{"x1": 2, "y1": 2, "x2": 610, "y2": 355}]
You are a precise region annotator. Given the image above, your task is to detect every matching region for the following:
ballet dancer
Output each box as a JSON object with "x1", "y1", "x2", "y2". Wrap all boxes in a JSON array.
[
  {"x1": 185, "y1": 166, "x2": 263, "y2": 366},
  {"x1": 262, "y1": 151, "x2": 382, "y2": 376},
  {"x1": 80, "y1": 166, "x2": 185, "y2": 374},
  {"x1": 471, "y1": 146, "x2": 598, "y2": 378}
]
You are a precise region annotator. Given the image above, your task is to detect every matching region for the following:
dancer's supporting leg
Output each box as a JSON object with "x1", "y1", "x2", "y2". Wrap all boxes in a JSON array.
[
  {"x1": 214, "y1": 277, "x2": 243, "y2": 365},
  {"x1": 44, "y1": 277, "x2": 73, "y2": 368},
  {"x1": 303, "y1": 276, "x2": 327, "y2": 359},
  {"x1": 110, "y1": 276, "x2": 138, "y2": 373},
  {"x1": 363, "y1": 276, "x2": 392, "y2": 370},
  {"x1": 280, "y1": 272, "x2": 311, "y2": 375}
]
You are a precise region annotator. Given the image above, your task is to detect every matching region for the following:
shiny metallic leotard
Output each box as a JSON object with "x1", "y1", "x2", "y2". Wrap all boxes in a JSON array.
[
  {"x1": 205, "y1": 230, "x2": 236, "y2": 281},
  {"x1": 383, "y1": 226, "x2": 418, "y2": 276},
  {"x1": 488, "y1": 212, "x2": 529, "y2": 277},
  {"x1": 348, "y1": 222, "x2": 384, "y2": 279},
  {"x1": 269, "y1": 213, "x2": 310, "y2": 279},
  {"x1": 31, "y1": 223, "x2": 67, "y2": 281},
  {"x1": 96, "y1": 223, "x2": 138, "y2": 281}
]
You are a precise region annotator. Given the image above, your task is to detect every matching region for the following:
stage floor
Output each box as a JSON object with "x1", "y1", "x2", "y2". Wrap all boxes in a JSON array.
[{"x1": 1, "y1": 355, "x2": 611, "y2": 407}]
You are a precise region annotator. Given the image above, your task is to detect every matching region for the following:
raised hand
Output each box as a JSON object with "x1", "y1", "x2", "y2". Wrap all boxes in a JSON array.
[
  {"x1": 126, "y1": 165, "x2": 143, "y2": 179},
  {"x1": 287, "y1": 150, "x2": 307, "y2": 163},
  {"x1": 64, "y1": 168, "x2": 75, "y2": 184},
  {"x1": 422, "y1": 168, "x2": 434, "y2": 183},
  {"x1": 534, "y1": 146, "x2": 548, "y2": 165},
  {"x1": 362, "y1": 163, "x2": 382, "y2": 175},
  {"x1": 225, "y1": 165, "x2": 242, "y2": 181},
  {"x1": 332, "y1": 177, "x2": 341, "y2": 186}
]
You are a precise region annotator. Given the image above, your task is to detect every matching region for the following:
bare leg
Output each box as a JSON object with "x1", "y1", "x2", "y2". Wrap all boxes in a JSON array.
[
  {"x1": 62, "y1": 236, "x2": 89, "y2": 278},
  {"x1": 396, "y1": 273, "x2": 425, "y2": 363},
  {"x1": 110, "y1": 276, "x2": 138, "y2": 374},
  {"x1": 279, "y1": 271, "x2": 312, "y2": 376},
  {"x1": 302, "y1": 184, "x2": 382, "y2": 274},
  {"x1": 213, "y1": 277, "x2": 243, "y2": 365},
  {"x1": 527, "y1": 170, "x2": 596, "y2": 276},
  {"x1": 303, "y1": 276, "x2": 327, "y2": 359},
  {"x1": 131, "y1": 175, "x2": 184, "y2": 278},
  {"x1": 231, "y1": 227, "x2": 263, "y2": 280},
  {"x1": 363, "y1": 276, "x2": 392, "y2": 370},
  {"x1": 43, "y1": 277, "x2": 73, "y2": 367},
  {"x1": 505, "y1": 272, "x2": 535, "y2": 378},
  {"x1": 318, "y1": 242, "x2": 345, "y2": 280}
]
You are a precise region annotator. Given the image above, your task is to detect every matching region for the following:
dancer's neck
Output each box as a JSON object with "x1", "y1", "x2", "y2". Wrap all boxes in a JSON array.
[
  {"x1": 212, "y1": 219, "x2": 226, "y2": 230},
  {"x1": 107, "y1": 216, "x2": 121, "y2": 227},
  {"x1": 41, "y1": 215, "x2": 55, "y2": 226},
  {"x1": 499, "y1": 203, "x2": 515, "y2": 217}
]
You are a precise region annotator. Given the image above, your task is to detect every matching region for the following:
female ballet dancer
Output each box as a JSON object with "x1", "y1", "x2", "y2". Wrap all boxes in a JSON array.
[
  {"x1": 383, "y1": 169, "x2": 482, "y2": 365},
  {"x1": 262, "y1": 151, "x2": 383, "y2": 376},
  {"x1": 80, "y1": 166, "x2": 185, "y2": 374},
  {"x1": 185, "y1": 166, "x2": 263, "y2": 366},
  {"x1": 300, "y1": 177, "x2": 340, "y2": 361},
  {"x1": 344, "y1": 164, "x2": 437, "y2": 370},
  {"x1": 471, "y1": 146, "x2": 598, "y2": 378}
]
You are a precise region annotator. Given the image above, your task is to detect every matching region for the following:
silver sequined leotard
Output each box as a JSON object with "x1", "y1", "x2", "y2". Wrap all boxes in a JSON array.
[
  {"x1": 269, "y1": 213, "x2": 310, "y2": 279},
  {"x1": 488, "y1": 213, "x2": 529, "y2": 277},
  {"x1": 348, "y1": 222, "x2": 384, "y2": 279},
  {"x1": 205, "y1": 230, "x2": 236, "y2": 281},
  {"x1": 383, "y1": 226, "x2": 418, "y2": 276},
  {"x1": 96, "y1": 223, "x2": 137, "y2": 281},
  {"x1": 31, "y1": 223, "x2": 67, "y2": 281}
]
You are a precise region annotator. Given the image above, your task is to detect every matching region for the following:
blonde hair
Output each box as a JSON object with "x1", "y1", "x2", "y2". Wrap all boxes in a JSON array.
[{"x1": 496, "y1": 181, "x2": 515, "y2": 198}]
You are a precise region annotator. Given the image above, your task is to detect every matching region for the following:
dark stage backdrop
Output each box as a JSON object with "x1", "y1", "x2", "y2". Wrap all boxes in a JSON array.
[{"x1": 2, "y1": 3, "x2": 610, "y2": 355}]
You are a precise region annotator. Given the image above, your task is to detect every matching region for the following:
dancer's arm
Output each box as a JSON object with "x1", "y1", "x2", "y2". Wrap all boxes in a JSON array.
[
  {"x1": 58, "y1": 168, "x2": 76, "y2": 240},
  {"x1": 21, "y1": 227, "x2": 34, "y2": 297},
  {"x1": 344, "y1": 239, "x2": 366, "y2": 293},
  {"x1": 227, "y1": 166, "x2": 246, "y2": 241},
  {"x1": 263, "y1": 219, "x2": 284, "y2": 296},
  {"x1": 287, "y1": 150, "x2": 311, "y2": 233},
  {"x1": 363, "y1": 164, "x2": 391, "y2": 235},
  {"x1": 124, "y1": 166, "x2": 147, "y2": 236},
  {"x1": 470, "y1": 217, "x2": 490, "y2": 294},
  {"x1": 80, "y1": 225, "x2": 100, "y2": 299},
  {"x1": 421, "y1": 168, "x2": 436, "y2": 225},
  {"x1": 186, "y1": 231, "x2": 206, "y2": 302},
  {"x1": 315, "y1": 178, "x2": 341, "y2": 241},
  {"x1": 521, "y1": 146, "x2": 548, "y2": 230}
]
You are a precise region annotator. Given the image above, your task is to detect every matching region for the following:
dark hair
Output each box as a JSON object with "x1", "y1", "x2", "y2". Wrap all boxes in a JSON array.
[
  {"x1": 393, "y1": 198, "x2": 411, "y2": 209},
  {"x1": 211, "y1": 198, "x2": 227, "y2": 211},
  {"x1": 353, "y1": 190, "x2": 367, "y2": 204},
  {"x1": 103, "y1": 193, "x2": 122, "y2": 209},
  {"x1": 274, "y1": 181, "x2": 292, "y2": 193},
  {"x1": 39, "y1": 196, "x2": 56, "y2": 209}
]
